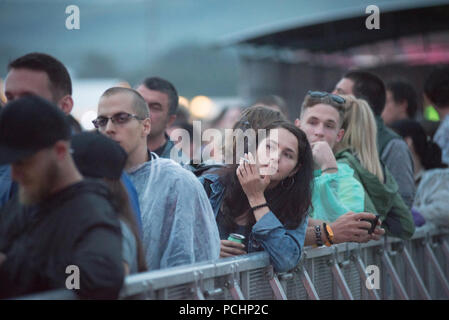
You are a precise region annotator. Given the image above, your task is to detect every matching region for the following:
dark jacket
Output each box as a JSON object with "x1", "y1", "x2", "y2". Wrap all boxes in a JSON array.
[
  {"x1": 375, "y1": 116, "x2": 402, "y2": 156},
  {"x1": 153, "y1": 133, "x2": 190, "y2": 165},
  {"x1": 0, "y1": 179, "x2": 124, "y2": 299}
]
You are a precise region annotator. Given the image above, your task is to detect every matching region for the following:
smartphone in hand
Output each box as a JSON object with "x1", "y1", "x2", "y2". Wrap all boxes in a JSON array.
[{"x1": 362, "y1": 215, "x2": 380, "y2": 234}]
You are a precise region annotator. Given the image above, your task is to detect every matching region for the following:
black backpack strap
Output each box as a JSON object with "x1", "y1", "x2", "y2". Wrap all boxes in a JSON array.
[
  {"x1": 202, "y1": 178, "x2": 213, "y2": 198},
  {"x1": 184, "y1": 160, "x2": 225, "y2": 177}
]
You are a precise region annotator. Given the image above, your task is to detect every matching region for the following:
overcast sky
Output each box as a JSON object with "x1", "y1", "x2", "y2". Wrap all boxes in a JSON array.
[
  {"x1": 2, "y1": 0, "x2": 433, "y2": 74},
  {"x1": 1, "y1": 0, "x2": 445, "y2": 100}
]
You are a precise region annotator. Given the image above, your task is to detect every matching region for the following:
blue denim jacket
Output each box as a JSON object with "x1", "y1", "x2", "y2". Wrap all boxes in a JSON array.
[{"x1": 199, "y1": 172, "x2": 308, "y2": 273}]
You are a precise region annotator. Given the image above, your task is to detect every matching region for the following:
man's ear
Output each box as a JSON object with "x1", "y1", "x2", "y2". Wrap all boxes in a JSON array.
[
  {"x1": 336, "y1": 128, "x2": 345, "y2": 143},
  {"x1": 399, "y1": 100, "x2": 408, "y2": 114},
  {"x1": 294, "y1": 118, "x2": 301, "y2": 128},
  {"x1": 142, "y1": 117, "x2": 151, "y2": 137},
  {"x1": 58, "y1": 95, "x2": 74, "y2": 115},
  {"x1": 54, "y1": 140, "x2": 69, "y2": 160},
  {"x1": 167, "y1": 114, "x2": 177, "y2": 128}
]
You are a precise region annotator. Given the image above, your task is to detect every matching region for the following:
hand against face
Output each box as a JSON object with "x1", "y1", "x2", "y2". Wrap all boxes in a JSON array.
[
  {"x1": 330, "y1": 212, "x2": 385, "y2": 244},
  {"x1": 220, "y1": 240, "x2": 247, "y2": 258},
  {"x1": 236, "y1": 153, "x2": 270, "y2": 202},
  {"x1": 310, "y1": 141, "x2": 338, "y2": 171}
]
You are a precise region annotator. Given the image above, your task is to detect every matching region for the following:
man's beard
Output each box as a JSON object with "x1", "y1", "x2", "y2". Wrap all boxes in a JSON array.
[{"x1": 19, "y1": 162, "x2": 59, "y2": 206}]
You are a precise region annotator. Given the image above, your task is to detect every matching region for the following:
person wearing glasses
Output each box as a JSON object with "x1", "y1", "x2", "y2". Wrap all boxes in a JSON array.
[
  {"x1": 296, "y1": 91, "x2": 385, "y2": 245},
  {"x1": 93, "y1": 87, "x2": 220, "y2": 270}
]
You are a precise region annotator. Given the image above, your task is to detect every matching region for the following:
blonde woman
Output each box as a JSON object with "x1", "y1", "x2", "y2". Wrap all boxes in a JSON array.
[{"x1": 335, "y1": 95, "x2": 415, "y2": 239}]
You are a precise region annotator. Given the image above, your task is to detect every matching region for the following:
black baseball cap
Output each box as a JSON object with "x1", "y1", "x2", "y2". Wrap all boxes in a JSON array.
[
  {"x1": 0, "y1": 95, "x2": 71, "y2": 165},
  {"x1": 71, "y1": 131, "x2": 127, "y2": 180}
]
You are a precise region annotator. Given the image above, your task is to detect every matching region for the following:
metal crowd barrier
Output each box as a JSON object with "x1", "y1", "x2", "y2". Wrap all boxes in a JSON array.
[{"x1": 17, "y1": 225, "x2": 449, "y2": 300}]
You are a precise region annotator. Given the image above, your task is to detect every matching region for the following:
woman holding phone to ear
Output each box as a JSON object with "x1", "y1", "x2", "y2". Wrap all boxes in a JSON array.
[{"x1": 199, "y1": 119, "x2": 314, "y2": 272}]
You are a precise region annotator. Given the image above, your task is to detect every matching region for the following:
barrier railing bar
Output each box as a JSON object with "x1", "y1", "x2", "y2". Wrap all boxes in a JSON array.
[
  {"x1": 330, "y1": 260, "x2": 354, "y2": 300},
  {"x1": 226, "y1": 281, "x2": 245, "y2": 300},
  {"x1": 269, "y1": 276, "x2": 288, "y2": 300},
  {"x1": 266, "y1": 266, "x2": 287, "y2": 300},
  {"x1": 301, "y1": 268, "x2": 320, "y2": 300},
  {"x1": 15, "y1": 289, "x2": 78, "y2": 300},
  {"x1": 240, "y1": 270, "x2": 250, "y2": 300},
  {"x1": 424, "y1": 243, "x2": 449, "y2": 298},
  {"x1": 13, "y1": 228, "x2": 449, "y2": 300},
  {"x1": 141, "y1": 280, "x2": 155, "y2": 300},
  {"x1": 193, "y1": 289, "x2": 205, "y2": 300},
  {"x1": 192, "y1": 271, "x2": 205, "y2": 300},
  {"x1": 204, "y1": 288, "x2": 224, "y2": 298},
  {"x1": 330, "y1": 246, "x2": 354, "y2": 300},
  {"x1": 123, "y1": 252, "x2": 270, "y2": 292},
  {"x1": 381, "y1": 251, "x2": 409, "y2": 300},
  {"x1": 442, "y1": 240, "x2": 449, "y2": 273},
  {"x1": 354, "y1": 255, "x2": 380, "y2": 300},
  {"x1": 401, "y1": 246, "x2": 431, "y2": 300},
  {"x1": 226, "y1": 263, "x2": 245, "y2": 300}
]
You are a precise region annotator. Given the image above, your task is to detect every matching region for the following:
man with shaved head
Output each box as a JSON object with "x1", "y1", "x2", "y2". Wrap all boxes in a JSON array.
[{"x1": 94, "y1": 87, "x2": 220, "y2": 270}]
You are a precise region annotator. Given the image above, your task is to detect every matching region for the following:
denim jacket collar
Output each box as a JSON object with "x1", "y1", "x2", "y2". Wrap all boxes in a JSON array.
[{"x1": 200, "y1": 173, "x2": 225, "y2": 218}]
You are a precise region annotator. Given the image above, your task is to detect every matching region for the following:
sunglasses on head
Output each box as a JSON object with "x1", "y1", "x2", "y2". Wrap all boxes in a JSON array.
[
  {"x1": 92, "y1": 112, "x2": 145, "y2": 129},
  {"x1": 307, "y1": 91, "x2": 346, "y2": 104}
]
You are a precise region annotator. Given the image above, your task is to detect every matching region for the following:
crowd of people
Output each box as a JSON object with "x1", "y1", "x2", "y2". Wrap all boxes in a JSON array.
[{"x1": 0, "y1": 52, "x2": 448, "y2": 299}]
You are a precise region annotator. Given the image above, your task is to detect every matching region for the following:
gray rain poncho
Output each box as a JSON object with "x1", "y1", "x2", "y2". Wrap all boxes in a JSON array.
[
  {"x1": 127, "y1": 153, "x2": 220, "y2": 270},
  {"x1": 414, "y1": 168, "x2": 449, "y2": 228}
]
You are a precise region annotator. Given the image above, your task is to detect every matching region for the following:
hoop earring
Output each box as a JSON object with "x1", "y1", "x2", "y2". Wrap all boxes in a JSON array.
[{"x1": 282, "y1": 176, "x2": 295, "y2": 189}]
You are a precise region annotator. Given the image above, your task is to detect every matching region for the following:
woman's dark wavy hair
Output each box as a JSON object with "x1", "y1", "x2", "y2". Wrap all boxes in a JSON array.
[
  {"x1": 218, "y1": 120, "x2": 314, "y2": 230},
  {"x1": 391, "y1": 119, "x2": 447, "y2": 170}
]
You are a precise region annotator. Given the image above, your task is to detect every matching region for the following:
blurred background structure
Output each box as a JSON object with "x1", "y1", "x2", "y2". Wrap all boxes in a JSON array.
[
  {"x1": 218, "y1": 0, "x2": 449, "y2": 121},
  {"x1": 1, "y1": 0, "x2": 449, "y2": 127}
]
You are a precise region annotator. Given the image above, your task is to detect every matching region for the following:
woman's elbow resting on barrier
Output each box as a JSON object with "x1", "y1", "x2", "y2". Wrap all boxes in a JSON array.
[
  {"x1": 271, "y1": 254, "x2": 301, "y2": 273},
  {"x1": 268, "y1": 245, "x2": 302, "y2": 273}
]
